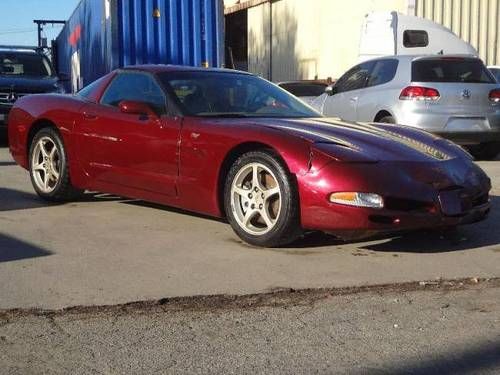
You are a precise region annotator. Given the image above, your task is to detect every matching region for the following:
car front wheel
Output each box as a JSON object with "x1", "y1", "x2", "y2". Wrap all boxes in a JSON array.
[
  {"x1": 29, "y1": 127, "x2": 83, "y2": 201},
  {"x1": 224, "y1": 150, "x2": 301, "y2": 247}
]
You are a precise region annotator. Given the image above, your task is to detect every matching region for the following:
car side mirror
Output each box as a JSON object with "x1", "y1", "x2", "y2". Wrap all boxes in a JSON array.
[
  {"x1": 325, "y1": 85, "x2": 337, "y2": 96},
  {"x1": 119, "y1": 100, "x2": 158, "y2": 119}
]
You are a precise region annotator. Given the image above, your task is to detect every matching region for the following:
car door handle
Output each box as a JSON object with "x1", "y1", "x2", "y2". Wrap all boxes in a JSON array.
[
  {"x1": 83, "y1": 112, "x2": 98, "y2": 120},
  {"x1": 349, "y1": 97, "x2": 358, "y2": 102}
]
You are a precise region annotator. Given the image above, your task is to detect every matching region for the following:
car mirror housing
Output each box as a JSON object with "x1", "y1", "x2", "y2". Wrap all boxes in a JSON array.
[
  {"x1": 325, "y1": 85, "x2": 337, "y2": 96},
  {"x1": 119, "y1": 100, "x2": 158, "y2": 119}
]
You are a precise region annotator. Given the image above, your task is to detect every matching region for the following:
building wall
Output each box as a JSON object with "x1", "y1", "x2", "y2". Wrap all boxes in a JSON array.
[
  {"x1": 415, "y1": 0, "x2": 500, "y2": 66},
  {"x1": 248, "y1": 0, "x2": 410, "y2": 82}
]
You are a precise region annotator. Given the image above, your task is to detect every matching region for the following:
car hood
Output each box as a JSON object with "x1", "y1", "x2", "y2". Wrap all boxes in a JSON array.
[
  {"x1": 252, "y1": 117, "x2": 463, "y2": 162},
  {"x1": 0, "y1": 76, "x2": 59, "y2": 93}
]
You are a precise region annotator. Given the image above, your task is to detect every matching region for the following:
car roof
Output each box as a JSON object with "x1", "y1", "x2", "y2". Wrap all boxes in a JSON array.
[
  {"x1": 122, "y1": 64, "x2": 253, "y2": 76},
  {"x1": 360, "y1": 54, "x2": 481, "y2": 65},
  {"x1": 0, "y1": 45, "x2": 42, "y2": 54}
]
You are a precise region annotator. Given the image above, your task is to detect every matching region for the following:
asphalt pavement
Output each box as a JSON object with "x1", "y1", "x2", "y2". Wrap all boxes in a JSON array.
[
  {"x1": 1, "y1": 144, "x2": 499, "y2": 309},
  {"x1": 1, "y1": 279, "x2": 499, "y2": 374}
]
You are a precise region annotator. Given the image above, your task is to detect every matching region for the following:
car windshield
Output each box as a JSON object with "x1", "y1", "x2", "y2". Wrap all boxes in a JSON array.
[
  {"x1": 157, "y1": 71, "x2": 320, "y2": 118},
  {"x1": 0, "y1": 52, "x2": 53, "y2": 77},
  {"x1": 412, "y1": 58, "x2": 495, "y2": 83}
]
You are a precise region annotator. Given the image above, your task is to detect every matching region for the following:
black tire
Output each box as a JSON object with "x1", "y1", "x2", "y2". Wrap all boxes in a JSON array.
[
  {"x1": 378, "y1": 115, "x2": 395, "y2": 124},
  {"x1": 468, "y1": 142, "x2": 500, "y2": 161},
  {"x1": 29, "y1": 127, "x2": 83, "y2": 202},
  {"x1": 224, "y1": 150, "x2": 301, "y2": 247}
]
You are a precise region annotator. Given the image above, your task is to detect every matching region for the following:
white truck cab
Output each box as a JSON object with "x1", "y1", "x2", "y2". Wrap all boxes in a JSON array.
[{"x1": 359, "y1": 12, "x2": 477, "y2": 62}]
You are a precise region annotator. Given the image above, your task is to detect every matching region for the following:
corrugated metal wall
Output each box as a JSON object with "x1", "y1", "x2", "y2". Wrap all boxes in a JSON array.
[
  {"x1": 415, "y1": 0, "x2": 500, "y2": 66},
  {"x1": 114, "y1": 0, "x2": 224, "y2": 69},
  {"x1": 247, "y1": 0, "x2": 409, "y2": 82},
  {"x1": 57, "y1": 0, "x2": 225, "y2": 92}
]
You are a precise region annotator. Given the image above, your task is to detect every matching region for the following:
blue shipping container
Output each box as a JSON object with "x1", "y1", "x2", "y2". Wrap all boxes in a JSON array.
[{"x1": 56, "y1": 0, "x2": 224, "y2": 92}]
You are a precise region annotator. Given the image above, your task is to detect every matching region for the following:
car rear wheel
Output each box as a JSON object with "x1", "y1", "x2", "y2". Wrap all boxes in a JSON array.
[
  {"x1": 378, "y1": 115, "x2": 395, "y2": 124},
  {"x1": 224, "y1": 150, "x2": 301, "y2": 247},
  {"x1": 29, "y1": 128, "x2": 83, "y2": 201}
]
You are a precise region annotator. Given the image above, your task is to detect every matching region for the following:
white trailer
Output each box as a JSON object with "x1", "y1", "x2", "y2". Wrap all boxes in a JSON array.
[{"x1": 359, "y1": 11, "x2": 478, "y2": 62}]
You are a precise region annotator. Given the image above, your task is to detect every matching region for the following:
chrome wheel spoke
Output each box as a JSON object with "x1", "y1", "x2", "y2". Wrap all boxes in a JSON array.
[
  {"x1": 243, "y1": 208, "x2": 258, "y2": 227},
  {"x1": 252, "y1": 165, "x2": 263, "y2": 190},
  {"x1": 233, "y1": 186, "x2": 249, "y2": 198},
  {"x1": 259, "y1": 207, "x2": 274, "y2": 228},
  {"x1": 33, "y1": 162, "x2": 45, "y2": 171},
  {"x1": 263, "y1": 186, "x2": 280, "y2": 201},
  {"x1": 39, "y1": 141, "x2": 49, "y2": 158},
  {"x1": 51, "y1": 168, "x2": 60, "y2": 180},
  {"x1": 49, "y1": 146, "x2": 57, "y2": 158}
]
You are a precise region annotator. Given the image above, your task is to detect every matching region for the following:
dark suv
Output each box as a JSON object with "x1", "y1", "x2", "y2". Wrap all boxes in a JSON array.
[{"x1": 0, "y1": 46, "x2": 65, "y2": 134}]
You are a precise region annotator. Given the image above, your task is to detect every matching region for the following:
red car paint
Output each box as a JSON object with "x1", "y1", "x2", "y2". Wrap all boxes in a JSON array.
[{"x1": 8, "y1": 66, "x2": 491, "y2": 239}]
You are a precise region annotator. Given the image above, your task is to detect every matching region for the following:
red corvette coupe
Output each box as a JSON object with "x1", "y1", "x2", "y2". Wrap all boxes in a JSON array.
[{"x1": 8, "y1": 66, "x2": 491, "y2": 247}]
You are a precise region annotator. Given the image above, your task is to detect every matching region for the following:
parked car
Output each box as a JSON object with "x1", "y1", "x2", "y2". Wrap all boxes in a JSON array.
[
  {"x1": 359, "y1": 12, "x2": 477, "y2": 63},
  {"x1": 0, "y1": 45, "x2": 65, "y2": 134},
  {"x1": 312, "y1": 55, "x2": 500, "y2": 160},
  {"x1": 9, "y1": 66, "x2": 491, "y2": 247},
  {"x1": 277, "y1": 81, "x2": 328, "y2": 105},
  {"x1": 488, "y1": 66, "x2": 500, "y2": 82}
]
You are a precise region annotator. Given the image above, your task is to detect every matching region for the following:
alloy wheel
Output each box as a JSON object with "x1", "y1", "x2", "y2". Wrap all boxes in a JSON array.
[
  {"x1": 230, "y1": 162, "x2": 282, "y2": 235},
  {"x1": 31, "y1": 136, "x2": 61, "y2": 193}
]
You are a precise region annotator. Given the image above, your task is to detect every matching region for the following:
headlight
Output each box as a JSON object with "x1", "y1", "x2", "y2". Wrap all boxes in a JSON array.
[{"x1": 329, "y1": 192, "x2": 384, "y2": 208}]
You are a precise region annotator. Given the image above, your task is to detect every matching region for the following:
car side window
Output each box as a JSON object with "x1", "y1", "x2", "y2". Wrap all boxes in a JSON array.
[
  {"x1": 367, "y1": 59, "x2": 399, "y2": 87},
  {"x1": 335, "y1": 62, "x2": 373, "y2": 93},
  {"x1": 101, "y1": 72, "x2": 167, "y2": 114}
]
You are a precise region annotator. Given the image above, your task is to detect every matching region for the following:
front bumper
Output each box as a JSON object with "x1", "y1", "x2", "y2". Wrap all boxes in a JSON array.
[{"x1": 298, "y1": 158, "x2": 491, "y2": 239}]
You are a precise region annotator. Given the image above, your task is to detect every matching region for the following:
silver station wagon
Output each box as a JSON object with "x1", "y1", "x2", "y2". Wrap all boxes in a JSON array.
[{"x1": 312, "y1": 55, "x2": 500, "y2": 159}]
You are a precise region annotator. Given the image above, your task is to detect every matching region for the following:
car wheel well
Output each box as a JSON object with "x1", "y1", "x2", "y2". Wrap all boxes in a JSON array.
[
  {"x1": 217, "y1": 142, "x2": 283, "y2": 216},
  {"x1": 27, "y1": 119, "x2": 59, "y2": 159},
  {"x1": 374, "y1": 110, "x2": 393, "y2": 122}
]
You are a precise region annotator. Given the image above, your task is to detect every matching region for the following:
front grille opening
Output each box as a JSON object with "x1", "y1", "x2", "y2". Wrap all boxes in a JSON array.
[{"x1": 384, "y1": 197, "x2": 435, "y2": 213}]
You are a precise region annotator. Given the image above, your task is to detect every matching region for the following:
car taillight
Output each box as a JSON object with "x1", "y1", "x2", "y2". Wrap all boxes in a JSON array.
[
  {"x1": 399, "y1": 86, "x2": 440, "y2": 101},
  {"x1": 489, "y1": 89, "x2": 500, "y2": 103}
]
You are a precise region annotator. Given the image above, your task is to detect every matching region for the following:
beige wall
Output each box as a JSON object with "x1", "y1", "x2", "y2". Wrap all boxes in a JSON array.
[
  {"x1": 248, "y1": 0, "x2": 410, "y2": 82},
  {"x1": 415, "y1": 0, "x2": 500, "y2": 66}
]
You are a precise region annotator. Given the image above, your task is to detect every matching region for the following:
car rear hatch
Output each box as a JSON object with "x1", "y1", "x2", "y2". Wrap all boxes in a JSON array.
[{"x1": 408, "y1": 56, "x2": 500, "y2": 131}]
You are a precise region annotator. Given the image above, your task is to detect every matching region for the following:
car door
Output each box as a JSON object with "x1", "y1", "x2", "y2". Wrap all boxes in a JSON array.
[
  {"x1": 77, "y1": 71, "x2": 180, "y2": 197},
  {"x1": 323, "y1": 61, "x2": 374, "y2": 121},
  {"x1": 356, "y1": 58, "x2": 399, "y2": 121}
]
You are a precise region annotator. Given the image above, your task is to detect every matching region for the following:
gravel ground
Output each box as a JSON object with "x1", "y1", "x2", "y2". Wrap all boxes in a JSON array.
[{"x1": 1, "y1": 279, "x2": 499, "y2": 374}]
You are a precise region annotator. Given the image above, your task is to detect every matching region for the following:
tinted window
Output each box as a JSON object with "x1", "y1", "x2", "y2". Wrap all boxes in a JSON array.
[
  {"x1": 490, "y1": 68, "x2": 500, "y2": 82},
  {"x1": 101, "y1": 72, "x2": 167, "y2": 114},
  {"x1": 157, "y1": 71, "x2": 319, "y2": 118},
  {"x1": 403, "y1": 30, "x2": 429, "y2": 48},
  {"x1": 0, "y1": 52, "x2": 52, "y2": 77},
  {"x1": 367, "y1": 59, "x2": 399, "y2": 87},
  {"x1": 412, "y1": 58, "x2": 495, "y2": 83},
  {"x1": 279, "y1": 82, "x2": 327, "y2": 97},
  {"x1": 335, "y1": 62, "x2": 374, "y2": 93}
]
